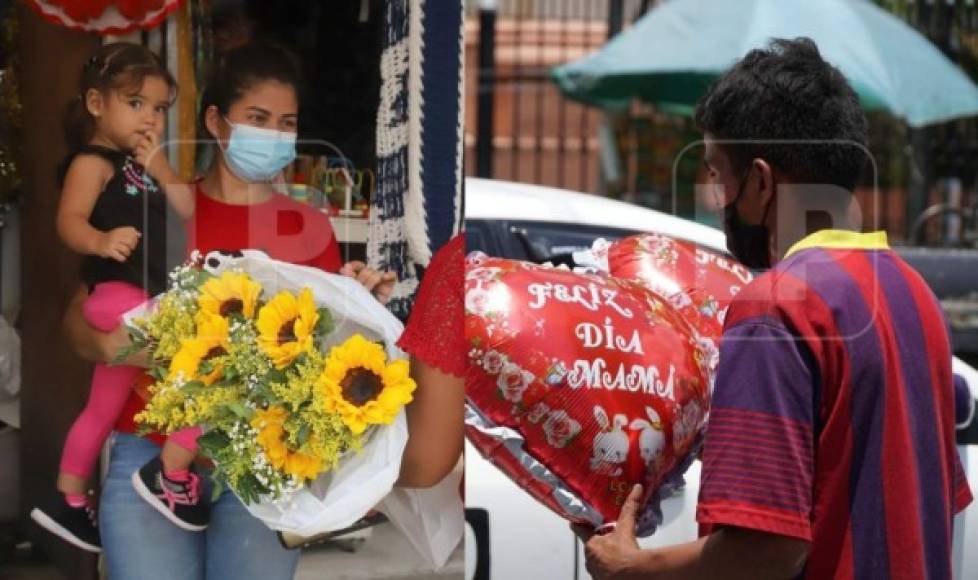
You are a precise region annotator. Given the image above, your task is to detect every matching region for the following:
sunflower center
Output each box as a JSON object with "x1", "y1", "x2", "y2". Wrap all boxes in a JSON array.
[
  {"x1": 204, "y1": 346, "x2": 227, "y2": 361},
  {"x1": 220, "y1": 299, "x2": 244, "y2": 316},
  {"x1": 340, "y1": 368, "x2": 383, "y2": 406},
  {"x1": 278, "y1": 318, "x2": 298, "y2": 345}
]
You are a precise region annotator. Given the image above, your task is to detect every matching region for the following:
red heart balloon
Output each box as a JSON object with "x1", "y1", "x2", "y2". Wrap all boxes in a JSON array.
[
  {"x1": 465, "y1": 253, "x2": 714, "y2": 528},
  {"x1": 604, "y1": 234, "x2": 753, "y2": 340}
]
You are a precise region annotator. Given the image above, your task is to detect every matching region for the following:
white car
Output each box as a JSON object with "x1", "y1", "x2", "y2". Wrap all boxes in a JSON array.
[{"x1": 463, "y1": 177, "x2": 978, "y2": 580}]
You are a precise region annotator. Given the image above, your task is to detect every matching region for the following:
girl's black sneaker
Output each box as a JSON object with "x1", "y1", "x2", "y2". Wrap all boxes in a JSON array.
[
  {"x1": 30, "y1": 496, "x2": 102, "y2": 553},
  {"x1": 132, "y1": 456, "x2": 210, "y2": 532}
]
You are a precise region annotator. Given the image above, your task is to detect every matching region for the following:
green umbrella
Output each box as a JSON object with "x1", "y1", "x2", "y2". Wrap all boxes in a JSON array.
[{"x1": 552, "y1": 0, "x2": 978, "y2": 127}]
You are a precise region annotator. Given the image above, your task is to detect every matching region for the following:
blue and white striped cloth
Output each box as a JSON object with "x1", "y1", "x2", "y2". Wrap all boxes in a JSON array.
[{"x1": 371, "y1": 0, "x2": 464, "y2": 321}]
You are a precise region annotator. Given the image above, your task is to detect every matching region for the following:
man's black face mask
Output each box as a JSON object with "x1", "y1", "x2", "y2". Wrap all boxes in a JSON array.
[{"x1": 723, "y1": 166, "x2": 773, "y2": 270}]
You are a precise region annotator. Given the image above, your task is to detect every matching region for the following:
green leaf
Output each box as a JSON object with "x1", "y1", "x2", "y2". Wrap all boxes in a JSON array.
[
  {"x1": 197, "y1": 430, "x2": 231, "y2": 454},
  {"x1": 228, "y1": 403, "x2": 254, "y2": 420},
  {"x1": 207, "y1": 405, "x2": 233, "y2": 423},
  {"x1": 297, "y1": 423, "x2": 311, "y2": 446},
  {"x1": 191, "y1": 269, "x2": 215, "y2": 288},
  {"x1": 265, "y1": 368, "x2": 288, "y2": 384},
  {"x1": 315, "y1": 308, "x2": 335, "y2": 336},
  {"x1": 128, "y1": 326, "x2": 148, "y2": 344},
  {"x1": 198, "y1": 360, "x2": 216, "y2": 376},
  {"x1": 223, "y1": 365, "x2": 239, "y2": 381},
  {"x1": 210, "y1": 477, "x2": 225, "y2": 503},
  {"x1": 110, "y1": 339, "x2": 147, "y2": 366},
  {"x1": 237, "y1": 473, "x2": 266, "y2": 505},
  {"x1": 180, "y1": 381, "x2": 207, "y2": 396}
]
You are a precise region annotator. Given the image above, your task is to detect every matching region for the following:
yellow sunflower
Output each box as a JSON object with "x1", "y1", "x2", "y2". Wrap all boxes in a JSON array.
[
  {"x1": 318, "y1": 334, "x2": 416, "y2": 435},
  {"x1": 168, "y1": 314, "x2": 231, "y2": 385},
  {"x1": 198, "y1": 272, "x2": 262, "y2": 319},
  {"x1": 251, "y1": 406, "x2": 324, "y2": 481},
  {"x1": 256, "y1": 288, "x2": 319, "y2": 369}
]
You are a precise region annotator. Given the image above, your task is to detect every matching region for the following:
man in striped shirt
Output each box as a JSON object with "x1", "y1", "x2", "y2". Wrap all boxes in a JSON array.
[{"x1": 583, "y1": 37, "x2": 972, "y2": 579}]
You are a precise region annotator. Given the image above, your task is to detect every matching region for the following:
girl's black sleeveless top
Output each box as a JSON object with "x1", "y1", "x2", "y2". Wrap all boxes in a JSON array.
[{"x1": 78, "y1": 145, "x2": 168, "y2": 296}]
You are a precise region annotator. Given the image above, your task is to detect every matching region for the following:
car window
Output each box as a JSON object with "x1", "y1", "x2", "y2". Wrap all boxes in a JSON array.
[
  {"x1": 465, "y1": 218, "x2": 731, "y2": 265},
  {"x1": 507, "y1": 221, "x2": 639, "y2": 262},
  {"x1": 464, "y1": 220, "x2": 495, "y2": 256}
]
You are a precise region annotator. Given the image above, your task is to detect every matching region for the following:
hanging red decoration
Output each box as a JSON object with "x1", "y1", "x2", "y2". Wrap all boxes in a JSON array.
[{"x1": 25, "y1": 0, "x2": 184, "y2": 36}]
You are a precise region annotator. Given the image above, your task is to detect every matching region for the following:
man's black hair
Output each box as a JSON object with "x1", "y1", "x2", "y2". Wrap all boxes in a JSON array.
[{"x1": 695, "y1": 37, "x2": 868, "y2": 191}]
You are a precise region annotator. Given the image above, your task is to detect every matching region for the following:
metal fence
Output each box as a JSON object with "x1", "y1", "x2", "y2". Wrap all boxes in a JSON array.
[{"x1": 466, "y1": 0, "x2": 655, "y2": 194}]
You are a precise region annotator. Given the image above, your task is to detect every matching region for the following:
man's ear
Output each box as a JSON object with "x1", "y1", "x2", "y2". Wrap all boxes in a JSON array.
[
  {"x1": 752, "y1": 158, "x2": 776, "y2": 207},
  {"x1": 84, "y1": 88, "x2": 103, "y2": 118}
]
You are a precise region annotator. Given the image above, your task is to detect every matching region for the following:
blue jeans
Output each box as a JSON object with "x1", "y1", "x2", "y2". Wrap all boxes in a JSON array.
[{"x1": 100, "y1": 433, "x2": 301, "y2": 580}]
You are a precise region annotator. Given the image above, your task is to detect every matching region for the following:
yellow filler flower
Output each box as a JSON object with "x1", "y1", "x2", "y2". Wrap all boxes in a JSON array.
[
  {"x1": 257, "y1": 288, "x2": 319, "y2": 369},
  {"x1": 198, "y1": 271, "x2": 262, "y2": 319},
  {"x1": 319, "y1": 334, "x2": 416, "y2": 435}
]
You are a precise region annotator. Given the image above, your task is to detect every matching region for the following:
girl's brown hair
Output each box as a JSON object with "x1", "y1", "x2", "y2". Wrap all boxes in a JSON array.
[{"x1": 62, "y1": 42, "x2": 177, "y2": 160}]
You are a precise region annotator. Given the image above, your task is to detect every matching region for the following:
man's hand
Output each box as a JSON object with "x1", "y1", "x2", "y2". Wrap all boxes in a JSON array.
[
  {"x1": 340, "y1": 261, "x2": 397, "y2": 304},
  {"x1": 582, "y1": 484, "x2": 644, "y2": 580}
]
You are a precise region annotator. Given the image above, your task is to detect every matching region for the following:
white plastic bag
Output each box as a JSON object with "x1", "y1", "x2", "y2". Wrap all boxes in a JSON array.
[{"x1": 378, "y1": 470, "x2": 464, "y2": 569}]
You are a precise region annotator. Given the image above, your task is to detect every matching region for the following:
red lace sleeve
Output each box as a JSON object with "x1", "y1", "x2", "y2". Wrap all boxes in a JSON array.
[{"x1": 397, "y1": 234, "x2": 466, "y2": 377}]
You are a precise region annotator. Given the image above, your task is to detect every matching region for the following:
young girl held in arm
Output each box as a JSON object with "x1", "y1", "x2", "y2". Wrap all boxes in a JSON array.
[{"x1": 30, "y1": 42, "x2": 203, "y2": 552}]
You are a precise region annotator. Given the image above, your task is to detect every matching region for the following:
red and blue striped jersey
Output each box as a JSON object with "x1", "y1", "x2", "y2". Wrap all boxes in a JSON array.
[{"x1": 696, "y1": 230, "x2": 972, "y2": 580}]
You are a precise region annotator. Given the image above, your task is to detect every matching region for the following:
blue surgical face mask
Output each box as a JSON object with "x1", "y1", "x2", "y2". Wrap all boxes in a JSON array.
[{"x1": 220, "y1": 118, "x2": 297, "y2": 182}]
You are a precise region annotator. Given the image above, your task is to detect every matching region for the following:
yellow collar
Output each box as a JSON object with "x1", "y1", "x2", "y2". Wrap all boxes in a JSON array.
[{"x1": 784, "y1": 229, "x2": 889, "y2": 259}]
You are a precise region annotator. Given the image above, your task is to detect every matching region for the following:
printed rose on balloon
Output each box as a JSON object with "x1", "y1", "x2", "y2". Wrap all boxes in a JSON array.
[{"x1": 464, "y1": 254, "x2": 712, "y2": 532}]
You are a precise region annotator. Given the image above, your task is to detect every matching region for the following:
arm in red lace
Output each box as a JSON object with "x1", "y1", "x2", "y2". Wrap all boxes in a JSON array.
[
  {"x1": 397, "y1": 234, "x2": 466, "y2": 377},
  {"x1": 395, "y1": 234, "x2": 466, "y2": 488}
]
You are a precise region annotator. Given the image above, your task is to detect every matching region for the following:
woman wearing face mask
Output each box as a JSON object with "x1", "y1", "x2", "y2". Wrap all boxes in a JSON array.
[{"x1": 62, "y1": 42, "x2": 395, "y2": 579}]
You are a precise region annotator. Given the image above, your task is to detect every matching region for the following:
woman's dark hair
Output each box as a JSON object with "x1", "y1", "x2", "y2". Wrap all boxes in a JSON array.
[
  {"x1": 694, "y1": 37, "x2": 868, "y2": 191},
  {"x1": 63, "y1": 42, "x2": 177, "y2": 155},
  {"x1": 199, "y1": 41, "x2": 304, "y2": 135}
]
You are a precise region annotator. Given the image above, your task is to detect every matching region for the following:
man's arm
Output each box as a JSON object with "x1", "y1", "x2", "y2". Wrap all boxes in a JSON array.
[
  {"x1": 583, "y1": 486, "x2": 809, "y2": 580},
  {"x1": 619, "y1": 528, "x2": 808, "y2": 580}
]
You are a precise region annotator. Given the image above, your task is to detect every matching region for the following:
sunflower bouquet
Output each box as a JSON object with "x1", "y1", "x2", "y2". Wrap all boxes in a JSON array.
[{"x1": 123, "y1": 251, "x2": 416, "y2": 512}]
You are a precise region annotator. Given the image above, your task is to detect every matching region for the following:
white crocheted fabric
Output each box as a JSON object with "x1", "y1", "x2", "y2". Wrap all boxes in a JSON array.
[{"x1": 371, "y1": 0, "x2": 464, "y2": 321}]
